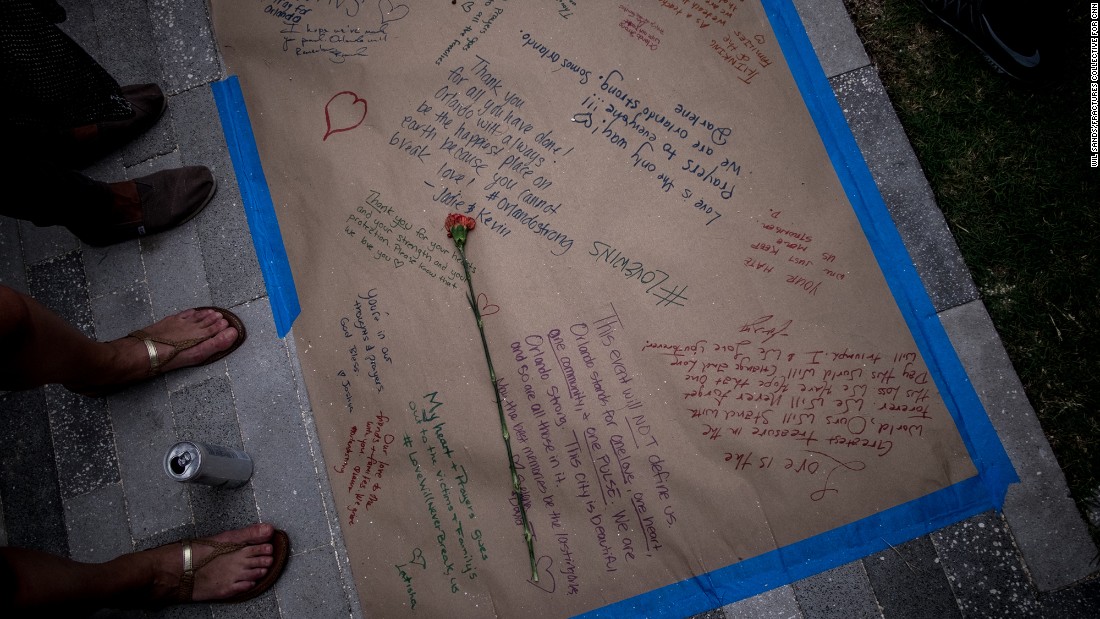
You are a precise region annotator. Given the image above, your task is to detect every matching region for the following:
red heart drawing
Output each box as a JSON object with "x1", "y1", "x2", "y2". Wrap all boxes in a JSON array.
[
  {"x1": 379, "y1": 0, "x2": 410, "y2": 22},
  {"x1": 323, "y1": 91, "x2": 367, "y2": 141},
  {"x1": 477, "y1": 293, "x2": 500, "y2": 317}
]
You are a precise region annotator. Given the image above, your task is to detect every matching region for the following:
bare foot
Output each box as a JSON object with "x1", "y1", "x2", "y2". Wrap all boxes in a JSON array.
[
  {"x1": 127, "y1": 307, "x2": 238, "y2": 371},
  {"x1": 97, "y1": 308, "x2": 242, "y2": 387},
  {"x1": 148, "y1": 523, "x2": 278, "y2": 604}
]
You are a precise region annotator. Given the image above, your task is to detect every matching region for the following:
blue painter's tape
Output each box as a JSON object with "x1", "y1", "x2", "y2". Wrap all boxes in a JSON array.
[
  {"x1": 211, "y1": 76, "x2": 301, "y2": 337},
  {"x1": 580, "y1": 476, "x2": 994, "y2": 618},
  {"x1": 578, "y1": 1, "x2": 1017, "y2": 617},
  {"x1": 761, "y1": 0, "x2": 1016, "y2": 502}
]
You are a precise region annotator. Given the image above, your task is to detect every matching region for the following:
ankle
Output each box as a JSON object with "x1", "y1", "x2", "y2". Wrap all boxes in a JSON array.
[
  {"x1": 95, "y1": 548, "x2": 167, "y2": 608},
  {"x1": 145, "y1": 545, "x2": 180, "y2": 599},
  {"x1": 105, "y1": 181, "x2": 143, "y2": 225},
  {"x1": 83, "y1": 338, "x2": 144, "y2": 388}
]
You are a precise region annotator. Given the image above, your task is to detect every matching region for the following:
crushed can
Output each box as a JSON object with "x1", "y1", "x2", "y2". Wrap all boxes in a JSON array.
[{"x1": 164, "y1": 440, "x2": 253, "y2": 488}]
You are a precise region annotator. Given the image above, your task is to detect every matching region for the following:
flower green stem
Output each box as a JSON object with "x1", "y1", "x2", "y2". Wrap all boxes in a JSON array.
[{"x1": 456, "y1": 244, "x2": 538, "y2": 582}]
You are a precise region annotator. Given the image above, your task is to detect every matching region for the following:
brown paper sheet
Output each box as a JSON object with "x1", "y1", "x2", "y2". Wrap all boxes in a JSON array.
[{"x1": 209, "y1": 1, "x2": 981, "y2": 616}]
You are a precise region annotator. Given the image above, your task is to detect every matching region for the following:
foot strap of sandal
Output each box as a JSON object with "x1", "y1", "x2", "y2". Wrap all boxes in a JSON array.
[
  {"x1": 142, "y1": 337, "x2": 160, "y2": 372},
  {"x1": 128, "y1": 328, "x2": 206, "y2": 376},
  {"x1": 174, "y1": 538, "x2": 247, "y2": 602},
  {"x1": 177, "y1": 540, "x2": 196, "y2": 602}
]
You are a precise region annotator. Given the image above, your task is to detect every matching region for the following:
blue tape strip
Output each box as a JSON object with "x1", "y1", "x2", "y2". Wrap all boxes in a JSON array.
[
  {"x1": 761, "y1": 0, "x2": 1016, "y2": 501},
  {"x1": 578, "y1": 1, "x2": 1017, "y2": 617},
  {"x1": 211, "y1": 76, "x2": 301, "y2": 338},
  {"x1": 581, "y1": 476, "x2": 995, "y2": 618}
]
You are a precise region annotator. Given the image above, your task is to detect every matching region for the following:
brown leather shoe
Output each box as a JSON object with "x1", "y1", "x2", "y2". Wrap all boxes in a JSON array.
[
  {"x1": 71, "y1": 166, "x2": 217, "y2": 246},
  {"x1": 67, "y1": 83, "x2": 168, "y2": 166}
]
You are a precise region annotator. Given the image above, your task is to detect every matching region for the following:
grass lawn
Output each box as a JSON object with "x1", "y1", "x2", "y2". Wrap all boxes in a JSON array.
[{"x1": 842, "y1": 0, "x2": 1100, "y2": 536}]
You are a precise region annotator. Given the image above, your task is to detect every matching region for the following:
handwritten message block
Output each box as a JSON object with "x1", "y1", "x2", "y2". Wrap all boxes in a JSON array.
[{"x1": 210, "y1": 1, "x2": 1007, "y2": 616}]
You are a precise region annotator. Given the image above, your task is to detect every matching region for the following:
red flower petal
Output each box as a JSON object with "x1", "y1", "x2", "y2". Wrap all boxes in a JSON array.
[{"x1": 445, "y1": 213, "x2": 477, "y2": 237}]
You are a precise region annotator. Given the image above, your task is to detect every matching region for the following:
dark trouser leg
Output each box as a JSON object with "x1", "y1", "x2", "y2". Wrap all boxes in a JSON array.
[{"x1": 2, "y1": 164, "x2": 112, "y2": 228}]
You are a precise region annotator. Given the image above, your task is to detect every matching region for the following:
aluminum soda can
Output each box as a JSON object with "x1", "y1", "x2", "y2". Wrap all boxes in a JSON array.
[{"x1": 164, "y1": 441, "x2": 253, "y2": 488}]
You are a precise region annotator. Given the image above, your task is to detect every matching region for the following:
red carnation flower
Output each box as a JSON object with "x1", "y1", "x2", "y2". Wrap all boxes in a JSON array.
[
  {"x1": 442, "y1": 208, "x2": 538, "y2": 581},
  {"x1": 445, "y1": 213, "x2": 476, "y2": 237}
]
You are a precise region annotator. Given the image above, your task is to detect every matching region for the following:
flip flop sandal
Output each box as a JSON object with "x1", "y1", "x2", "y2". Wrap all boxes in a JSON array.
[
  {"x1": 130, "y1": 306, "x2": 247, "y2": 376},
  {"x1": 172, "y1": 529, "x2": 291, "y2": 605},
  {"x1": 66, "y1": 306, "x2": 246, "y2": 397}
]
